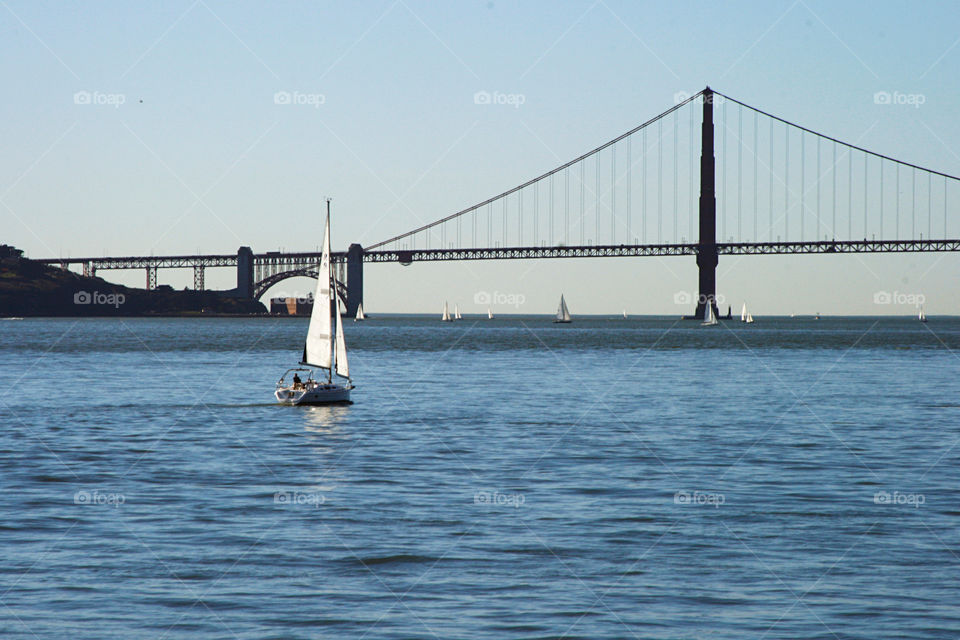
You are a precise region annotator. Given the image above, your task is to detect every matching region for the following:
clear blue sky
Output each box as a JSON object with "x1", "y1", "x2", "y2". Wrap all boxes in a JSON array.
[{"x1": 2, "y1": 1, "x2": 959, "y2": 314}]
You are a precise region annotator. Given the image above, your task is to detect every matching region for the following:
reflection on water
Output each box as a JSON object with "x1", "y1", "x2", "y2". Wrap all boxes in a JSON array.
[{"x1": 300, "y1": 404, "x2": 352, "y2": 433}]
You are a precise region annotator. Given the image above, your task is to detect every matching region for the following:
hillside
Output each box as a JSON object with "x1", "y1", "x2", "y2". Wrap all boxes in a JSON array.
[{"x1": 0, "y1": 246, "x2": 265, "y2": 316}]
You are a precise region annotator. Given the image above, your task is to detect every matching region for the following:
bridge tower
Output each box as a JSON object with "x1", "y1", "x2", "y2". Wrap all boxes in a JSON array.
[
  {"x1": 694, "y1": 86, "x2": 719, "y2": 320},
  {"x1": 345, "y1": 243, "x2": 363, "y2": 317},
  {"x1": 237, "y1": 246, "x2": 254, "y2": 299}
]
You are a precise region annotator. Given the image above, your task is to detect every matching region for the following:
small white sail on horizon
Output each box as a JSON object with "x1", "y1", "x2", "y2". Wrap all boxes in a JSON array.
[
  {"x1": 622, "y1": 309, "x2": 628, "y2": 319},
  {"x1": 741, "y1": 302, "x2": 747, "y2": 322},
  {"x1": 454, "y1": 304, "x2": 462, "y2": 320},
  {"x1": 354, "y1": 303, "x2": 365, "y2": 321},
  {"x1": 701, "y1": 302, "x2": 718, "y2": 326},
  {"x1": 919, "y1": 305, "x2": 927, "y2": 322},
  {"x1": 487, "y1": 307, "x2": 494, "y2": 320},
  {"x1": 746, "y1": 312, "x2": 754, "y2": 324},
  {"x1": 554, "y1": 294, "x2": 572, "y2": 323},
  {"x1": 441, "y1": 301, "x2": 452, "y2": 322}
]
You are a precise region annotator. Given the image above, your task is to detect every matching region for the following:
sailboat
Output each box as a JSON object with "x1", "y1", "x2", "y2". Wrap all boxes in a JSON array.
[
  {"x1": 701, "y1": 301, "x2": 718, "y2": 326},
  {"x1": 622, "y1": 309, "x2": 628, "y2": 319},
  {"x1": 487, "y1": 307, "x2": 494, "y2": 320},
  {"x1": 741, "y1": 302, "x2": 748, "y2": 323},
  {"x1": 275, "y1": 201, "x2": 353, "y2": 405},
  {"x1": 919, "y1": 305, "x2": 927, "y2": 323},
  {"x1": 441, "y1": 301, "x2": 452, "y2": 322},
  {"x1": 554, "y1": 294, "x2": 572, "y2": 323},
  {"x1": 354, "y1": 303, "x2": 365, "y2": 321},
  {"x1": 454, "y1": 304, "x2": 462, "y2": 320}
]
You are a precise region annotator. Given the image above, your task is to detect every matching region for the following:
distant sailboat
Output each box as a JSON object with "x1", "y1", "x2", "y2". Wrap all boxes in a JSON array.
[
  {"x1": 622, "y1": 309, "x2": 628, "y2": 319},
  {"x1": 441, "y1": 301, "x2": 452, "y2": 322},
  {"x1": 274, "y1": 201, "x2": 353, "y2": 405},
  {"x1": 919, "y1": 305, "x2": 927, "y2": 323},
  {"x1": 487, "y1": 307, "x2": 494, "y2": 320},
  {"x1": 701, "y1": 302, "x2": 718, "y2": 326},
  {"x1": 741, "y1": 302, "x2": 748, "y2": 323},
  {"x1": 354, "y1": 303, "x2": 365, "y2": 321},
  {"x1": 554, "y1": 295, "x2": 572, "y2": 323},
  {"x1": 746, "y1": 311, "x2": 754, "y2": 324},
  {"x1": 454, "y1": 304, "x2": 462, "y2": 320}
]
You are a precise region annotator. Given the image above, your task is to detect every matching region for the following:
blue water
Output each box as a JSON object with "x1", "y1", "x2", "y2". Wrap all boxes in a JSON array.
[{"x1": 1, "y1": 315, "x2": 959, "y2": 639}]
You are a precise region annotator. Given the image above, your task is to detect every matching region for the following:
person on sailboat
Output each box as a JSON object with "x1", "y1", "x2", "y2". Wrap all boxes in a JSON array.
[{"x1": 293, "y1": 373, "x2": 302, "y2": 390}]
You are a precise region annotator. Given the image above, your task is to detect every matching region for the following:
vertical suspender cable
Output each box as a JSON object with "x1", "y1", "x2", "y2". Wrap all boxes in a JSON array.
[
  {"x1": 721, "y1": 100, "x2": 726, "y2": 241},
  {"x1": 595, "y1": 152, "x2": 600, "y2": 244},
  {"x1": 642, "y1": 128, "x2": 647, "y2": 243},
  {"x1": 769, "y1": 119, "x2": 773, "y2": 240},
  {"x1": 737, "y1": 105, "x2": 742, "y2": 242},
  {"x1": 565, "y1": 167, "x2": 569, "y2": 245},
  {"x1": 627, "y1": 136, "x2": 632, "y2": 242},
  {"x1": 674, "y1": 110, "x2": 678, "y2": 243},
  {"x1": 753, "y1": 110, "x2": 758, "y2": 241},
  {"x1": 550, "y1": 174, "x2": 554, "y2": 245},
  {"x1": 816, "y1": 137, "x2": 820, "y2": 239},
  {"x1": 612, "y1": 144, "x2": 617, "y2": 243},
  {"x1": 801, "y1": 132, "x2": 805, "y2": 242},
  {"x1": 864, "y1": 154, "x2": 868, "y2": 238},
  {"x1": 832, "y1": 142, "x2": 837, "y2": 239},
  {"x1": 847, "y1": 145, "x2": 852, "y2": 241},
  {"x1": 580, "y1": 161, "x2": 585, "y2": 244},
  {"x1": 784, "y1": 125, "x2": 789, "y2": 240},
  {"x1": 658, "y1": 119, "x2": 663, "y2": 242}
]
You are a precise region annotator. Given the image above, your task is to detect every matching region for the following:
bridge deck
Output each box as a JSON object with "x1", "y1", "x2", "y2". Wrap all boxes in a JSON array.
[{"x1": 36, "y1": 239, "x2": 960, "y2": 270}]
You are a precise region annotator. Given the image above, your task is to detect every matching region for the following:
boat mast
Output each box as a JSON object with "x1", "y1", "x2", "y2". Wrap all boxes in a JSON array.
[{"x1": 327, "y1": 198, "x2": 333, "y2": 382}]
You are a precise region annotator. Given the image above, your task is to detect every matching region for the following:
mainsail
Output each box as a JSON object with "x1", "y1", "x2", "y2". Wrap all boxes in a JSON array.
[
  {"x1": 441, "y1": 302, "x2": 451, "y2": 321},
  {"x1": 556, "y1": 295, "x2": 571, "y2": 322},
  {"x1": 303, "y1": 214, "x2": 333, "y2": 368},
  {"x1": 334, "y1": 286, "x2": 349, "y2": 378}
]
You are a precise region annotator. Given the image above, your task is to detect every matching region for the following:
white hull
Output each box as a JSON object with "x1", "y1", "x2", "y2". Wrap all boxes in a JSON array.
[{"x1": 276, "y1": 383, "x2": 352, "y2": 405}]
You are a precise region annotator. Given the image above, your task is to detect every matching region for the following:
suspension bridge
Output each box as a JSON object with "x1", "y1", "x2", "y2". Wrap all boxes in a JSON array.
[{"x1": 38, "y1": 87, "x2": 960, "y2": 318}]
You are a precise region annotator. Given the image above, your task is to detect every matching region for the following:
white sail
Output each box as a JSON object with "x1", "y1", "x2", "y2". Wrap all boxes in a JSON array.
[
  {"x1": 702, "y1": 302, "x2": 717, "y2": 326},
  {"x1": 303, "y1": 213, "x2": 333, "y2": 368},
  {"x1": 556, "y1": 295, "x2": 572, "y2": 322},
  {"x1": 622, "y1": 309, "x2": 628, "y2": 319},
  {"x1": 334, "y1": 287, "x2": 349, "y2": 379},
  {"x1": 441, "y1": 301, "x2": 451, "y2": 321},
  {"x1": 455, "y1": 304, "x2": 462, "y2": 320},
  {"x1": 746, "y1": 313, "x2": 754, "y2": 324},
  {"x1": 487, "y1": 307, "x2": 493, "y2": 319},
  {"x1": 355, "y1": 303, "x2": 365, "y2": 321},
  {"x1": 741, "y1": 302, "x2": 747, "y2": 322}
]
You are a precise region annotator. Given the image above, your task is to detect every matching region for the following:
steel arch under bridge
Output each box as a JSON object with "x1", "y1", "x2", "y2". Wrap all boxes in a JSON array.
[{"x1": 253, "y1": 267, "x2": 348, "y2": 302}]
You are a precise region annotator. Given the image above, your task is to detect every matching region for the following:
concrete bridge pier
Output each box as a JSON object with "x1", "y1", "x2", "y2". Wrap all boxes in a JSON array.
[
  {"x1": 237, "y1": 246, "x2": 254, "y2": 299},
  {"x1": 345, "y1": 243, "x2": 363, "y2": 317},
  {"x1": 693, "y1": 86, "x2": 719, "y2": 321}
]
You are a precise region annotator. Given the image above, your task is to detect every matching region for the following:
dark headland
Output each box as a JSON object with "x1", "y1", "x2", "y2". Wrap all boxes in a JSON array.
[{"x1": 0, "y1": 245, "x2": 266, "y2": 317}]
